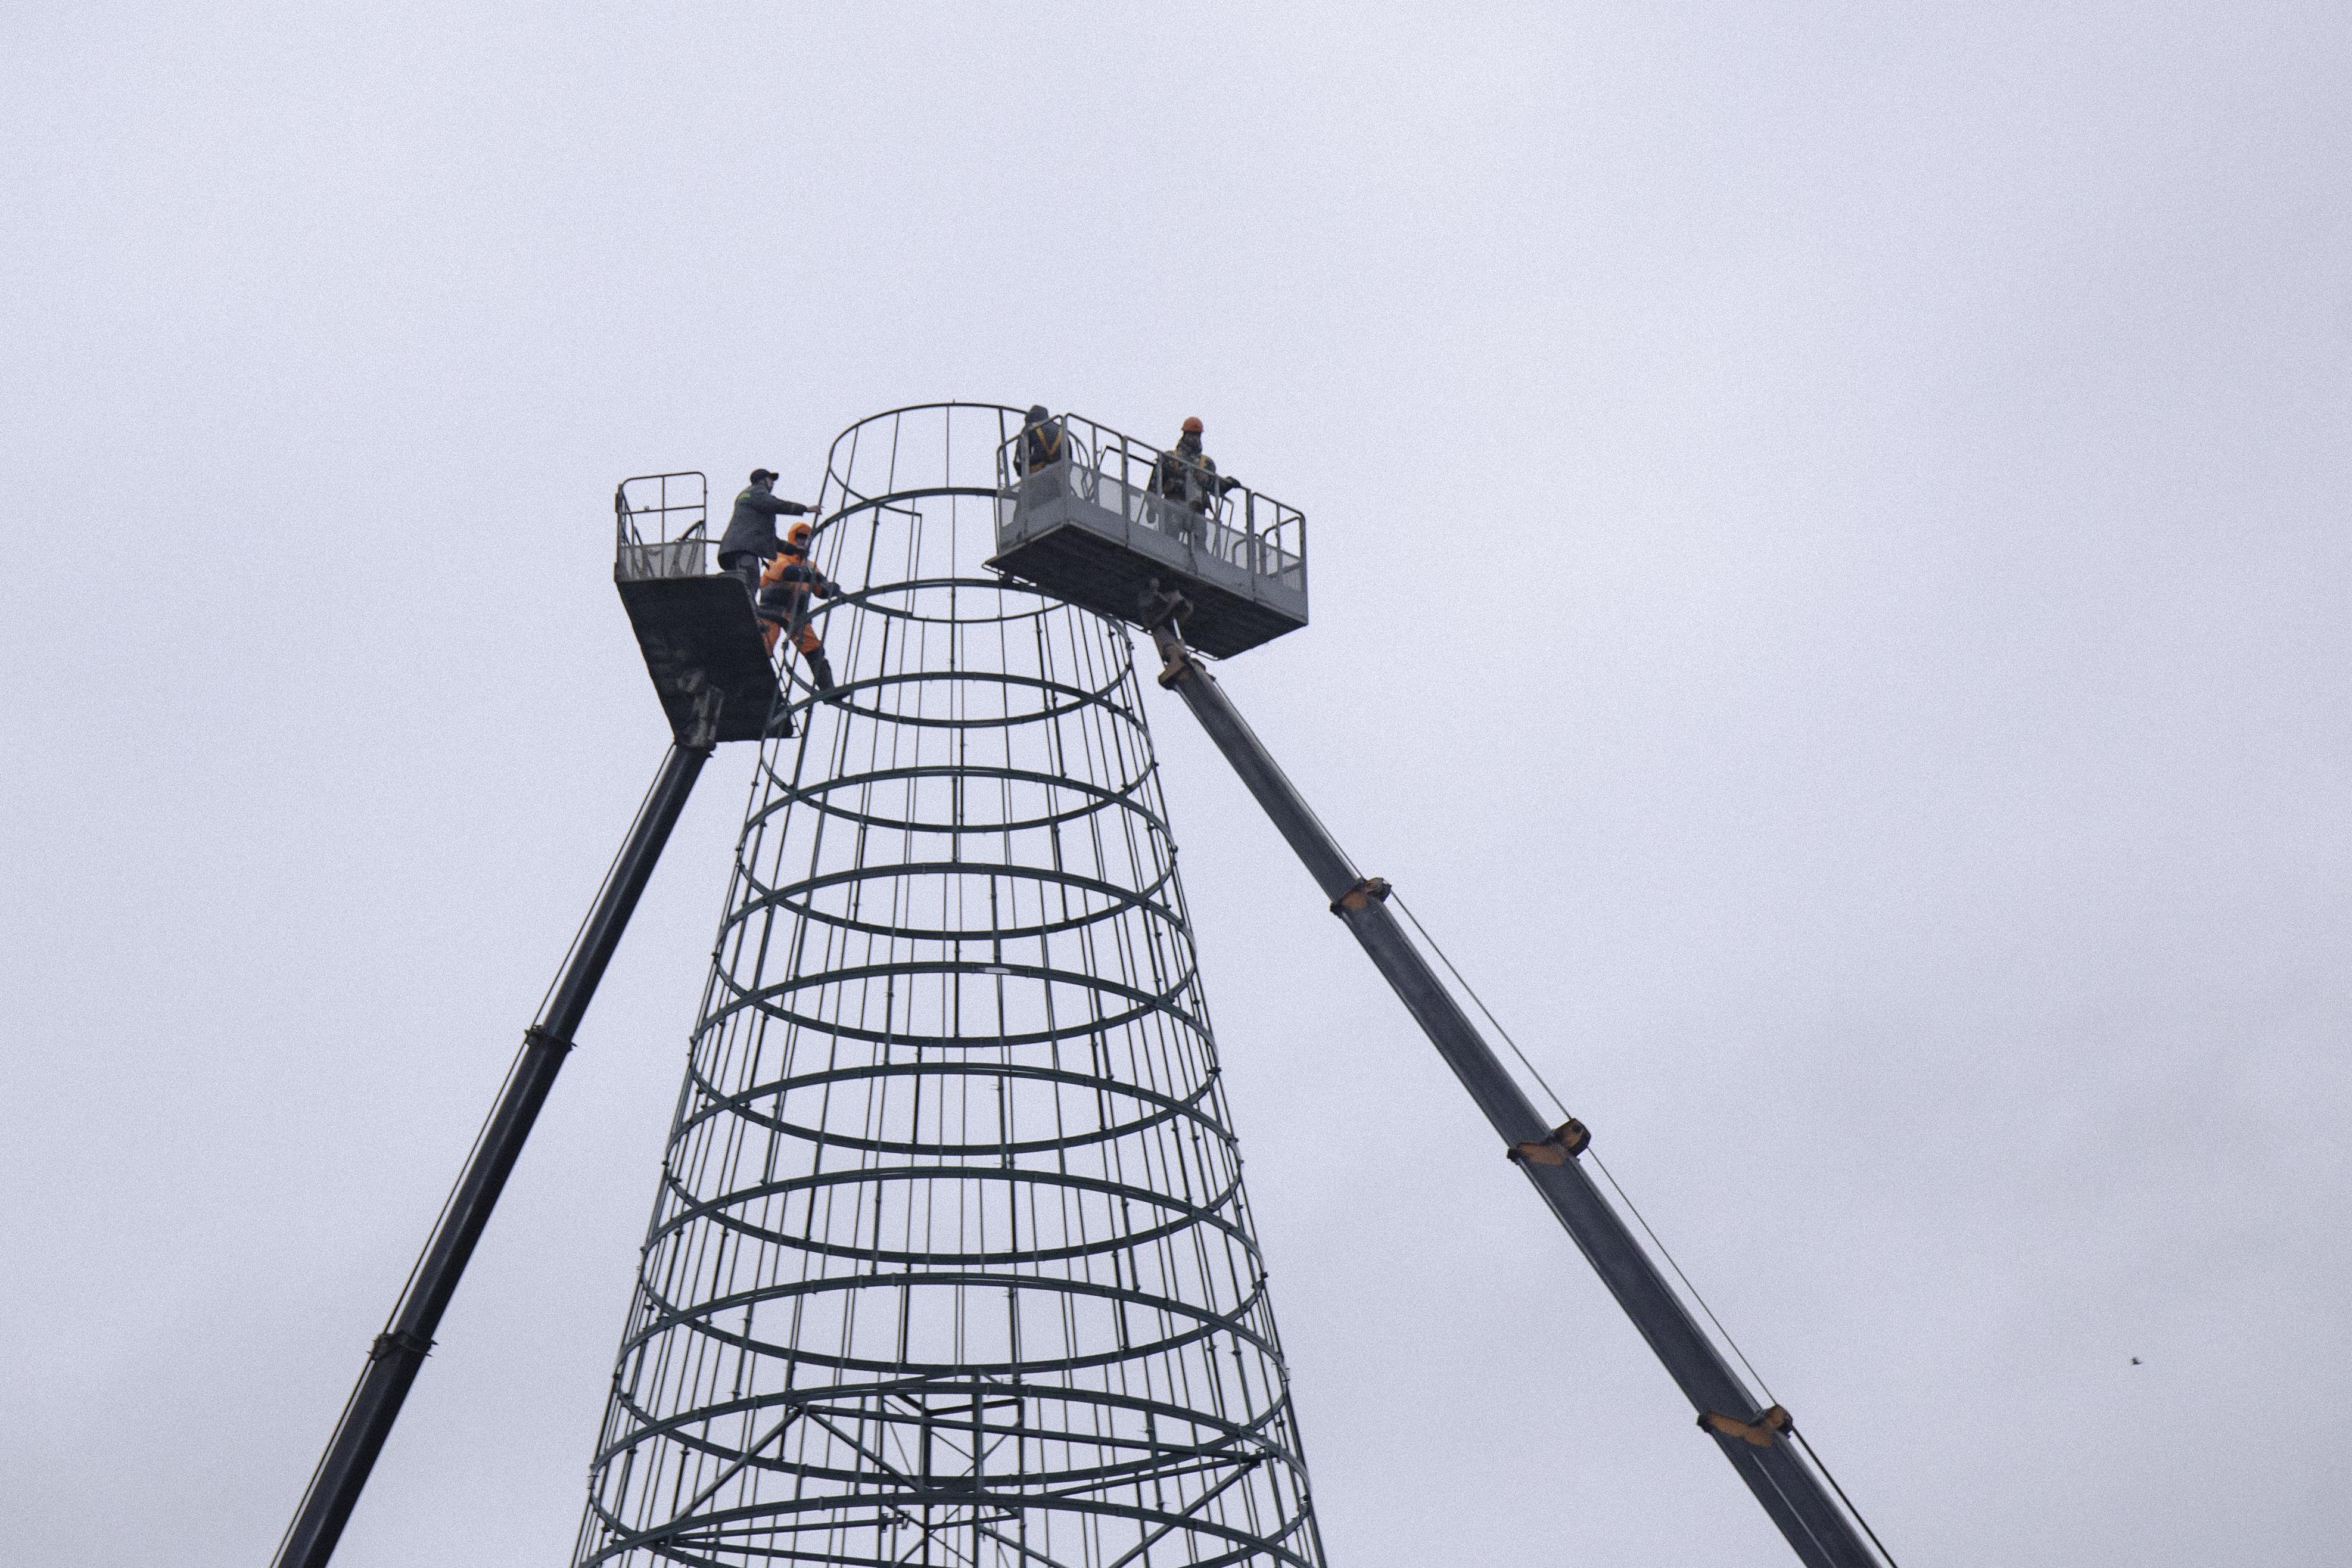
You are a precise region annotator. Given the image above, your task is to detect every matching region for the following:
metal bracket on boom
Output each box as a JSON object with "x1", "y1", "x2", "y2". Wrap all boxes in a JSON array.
[
  {"x1": 1701, "y1": 1404, "x2": 1793, "y2": 1448},
  {"x1": 1330, "y1": 876, "x2": 1392, "y2": 914},
  {"x1": 1141, "y1": 584, "x2": 1201, "y2": 687},
  {"x1": 367, "y1": 1329, "x2": 433, "y2": 1364},
  {"x1": 1506, "y1": 1118, "x2": 1592, "y2": 1166}
]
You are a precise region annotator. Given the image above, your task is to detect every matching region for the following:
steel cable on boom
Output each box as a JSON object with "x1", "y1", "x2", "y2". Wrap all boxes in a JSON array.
[
  {"x1": 1385, "y1": 889, "x2": 1902, "y2": 1568},
  {"x1": 1185, "y1": 664, "x2": 1899, "y2": 1558}
]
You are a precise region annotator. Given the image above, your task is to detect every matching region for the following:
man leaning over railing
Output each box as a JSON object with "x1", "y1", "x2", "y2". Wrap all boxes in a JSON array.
[{"x1": 718, "y1": 467, "x2": 818, "y2": 602}]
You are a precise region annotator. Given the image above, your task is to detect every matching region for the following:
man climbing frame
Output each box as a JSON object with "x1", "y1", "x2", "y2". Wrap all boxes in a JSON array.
[
  {"x1": 718, "y1": 468, "x2": 817, "y2": 601},
  {"x1": 757, "y1": 519, "x2": 843, "y2": 701}
]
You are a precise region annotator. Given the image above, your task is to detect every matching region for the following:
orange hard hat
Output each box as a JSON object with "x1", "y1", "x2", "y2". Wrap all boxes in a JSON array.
[{"x1": 1180, "y1": 416, "x2": 1203, "y2": 435}]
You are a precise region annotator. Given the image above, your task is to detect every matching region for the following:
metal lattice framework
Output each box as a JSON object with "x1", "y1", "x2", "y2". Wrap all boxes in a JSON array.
[{"x1": 575, "y1": 405, "x2": 1328, "y2": 1568}]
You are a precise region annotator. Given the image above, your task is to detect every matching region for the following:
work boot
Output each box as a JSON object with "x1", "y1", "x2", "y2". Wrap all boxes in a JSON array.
[{"x1": 806, "y1": 650, "x2": 843, "y2": 703}]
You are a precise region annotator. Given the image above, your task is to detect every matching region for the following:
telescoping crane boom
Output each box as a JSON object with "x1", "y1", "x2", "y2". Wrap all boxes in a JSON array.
[
  {"x1": 270, "y1": 475, "x2": 777, "y2": 1568},
  {"x1": 1142, "y1": 611, "x2": 1893, "y2": 1568},
  {"x1": 988, "y1": 408, "x2": 1896, "y2": 1563}
]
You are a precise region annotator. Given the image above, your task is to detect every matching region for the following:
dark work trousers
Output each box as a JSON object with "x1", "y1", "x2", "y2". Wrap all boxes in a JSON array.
[{"x1": 718, "y1": 551, "x2": 767, "y2": 602}]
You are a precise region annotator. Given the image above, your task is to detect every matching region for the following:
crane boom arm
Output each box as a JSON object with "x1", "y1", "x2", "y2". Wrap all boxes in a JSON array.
[
  {"x1": 1152, "y1": 637, "x2": 1883, "y2": 1568},
  {"x1": 271, "y1": 738, "x2": 713, "y2": 1568}
]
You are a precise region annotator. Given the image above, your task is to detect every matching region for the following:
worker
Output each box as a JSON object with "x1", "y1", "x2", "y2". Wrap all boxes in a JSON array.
[
  {"x1": 1015, "y1": 405, "x2": 1066, "y2": 475},
  {"x1": 1150, "y1": 417, "x2": 1236, "y2": 547},
  {"x1": 718, "y1": 468, "x2": 816, "y2": 601},
  {"x1": 756, "y1": 519, "x2": 843, "y2": 699}
]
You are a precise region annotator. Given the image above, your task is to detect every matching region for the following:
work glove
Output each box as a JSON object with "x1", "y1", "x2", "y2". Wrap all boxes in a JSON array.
[{"x1": 818, "y1": 581, "x2": 841, "y2": 598}]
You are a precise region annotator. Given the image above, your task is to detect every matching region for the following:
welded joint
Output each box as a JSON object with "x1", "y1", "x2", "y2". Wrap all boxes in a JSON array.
[
  {"x1": 1699, "y1": 1404, "x2": 1791, "y2": 1447},
  {"x1": 1506, "y1": 1118, "x2": 1591, "y2": 1165},
  {"x1": 523, "y1": 1024, "x2": 575, "y2": 1056},
  {"x1": 1329, "y1": 876, "x2": 1391, "y2": 914},
  {"x1": 368, "y1": 1328, "x2": 434, "y2": 1364}
]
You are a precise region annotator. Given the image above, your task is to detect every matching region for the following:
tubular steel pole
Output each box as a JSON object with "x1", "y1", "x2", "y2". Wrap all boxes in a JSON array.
[
  {"x1": 1153, "y1": 642, "x2": 1883, "y2": 1568},
  {"x1": 272, "y1": 739, "x2": 712, "y2": 1568}
]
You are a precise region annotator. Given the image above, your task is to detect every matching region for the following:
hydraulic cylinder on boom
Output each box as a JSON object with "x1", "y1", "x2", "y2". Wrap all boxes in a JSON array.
[{"x1": 1141, "y1": 609, "x2": 1891, "y2": 1568}]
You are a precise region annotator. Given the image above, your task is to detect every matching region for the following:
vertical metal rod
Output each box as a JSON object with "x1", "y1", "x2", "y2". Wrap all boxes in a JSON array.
[
  {"x1": 272, "y1": 739, "x2": 713, "y2": 1568},
  {"x1": 1156, "y1": 649, "x2": 1883, "y2": 1568}
]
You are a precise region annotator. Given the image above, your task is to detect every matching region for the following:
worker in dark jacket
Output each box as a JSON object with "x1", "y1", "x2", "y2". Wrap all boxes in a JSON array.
[
  {"x1": 757, "y1": 519, "x2": 842, "y2": 699},
  {"x1": 1015, "y1": 406, "x2": 1066, "y2": 475},
  {"x1": 1150, "y1": 417, "x2": 1236, "y2": 547},
  {"x1": 719, "y1": 468, "x2": 816, "y2": 599}
]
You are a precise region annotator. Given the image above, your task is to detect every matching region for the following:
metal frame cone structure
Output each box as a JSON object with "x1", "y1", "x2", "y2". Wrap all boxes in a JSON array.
[
  {"x1": 573, "y1": 405, "x2": 1329, "y2": 1568},
  {"x1": 272, "y1": 399, "x2": 1894, "y2": 1568}
]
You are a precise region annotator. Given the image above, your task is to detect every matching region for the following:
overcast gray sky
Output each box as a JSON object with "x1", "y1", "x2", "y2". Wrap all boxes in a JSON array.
[{"x1": 5, "y1": 4, "x2": 2349, "y2": 1564}]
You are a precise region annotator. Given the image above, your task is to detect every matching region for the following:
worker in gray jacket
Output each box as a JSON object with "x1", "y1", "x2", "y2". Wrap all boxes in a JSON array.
[
  {"x1": 1150, "y1": 418, "x2": 1236, "y2": 548},
  {"x1": 718, "y1": 468, "x2": 816, "y2": 599}
]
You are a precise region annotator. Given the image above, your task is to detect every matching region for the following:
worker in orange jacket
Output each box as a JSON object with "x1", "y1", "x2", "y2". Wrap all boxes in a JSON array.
[{"x1": 757, "y1": 521, "x2": 842, "y2": 699}]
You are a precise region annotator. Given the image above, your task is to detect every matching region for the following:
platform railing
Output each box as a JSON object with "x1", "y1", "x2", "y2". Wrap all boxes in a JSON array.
[
  {"x1": 614, "y1": 472, "x2": 711, "y2": 581},
  {"x1": 998, "y1": 415, "x2": 1307, "y2": 596}
]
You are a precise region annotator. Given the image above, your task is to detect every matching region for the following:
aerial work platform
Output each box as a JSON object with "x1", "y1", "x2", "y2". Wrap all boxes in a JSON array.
[
  {"x1": 987, "y1": 413, "x2": 1309, "y2": 658},
  {"x1": 613, "y1": 472, "x2": 782, "y2": 744}
]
